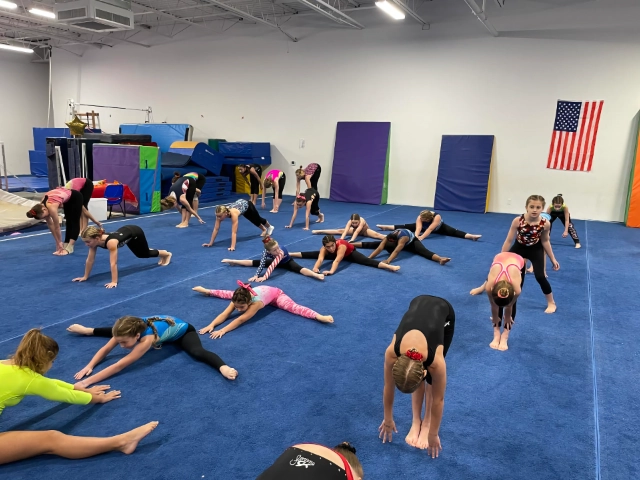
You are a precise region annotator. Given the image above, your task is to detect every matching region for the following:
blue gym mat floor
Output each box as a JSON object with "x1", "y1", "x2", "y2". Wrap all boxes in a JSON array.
[{"x1": 0, "y1": 197, "x2": 638, "y2": 480}]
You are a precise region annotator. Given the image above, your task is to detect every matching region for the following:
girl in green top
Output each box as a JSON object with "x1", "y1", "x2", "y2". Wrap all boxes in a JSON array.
[{"x1": 0, "y1": 329, "x2": 158, "y2": 465}]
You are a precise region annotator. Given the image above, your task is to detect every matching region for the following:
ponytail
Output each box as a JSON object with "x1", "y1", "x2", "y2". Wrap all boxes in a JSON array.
[
  {"x1": 12, "y1": 328, "x2": 59, "y2": 374},
  {"x1": 81, "y1": 225, "x2": 105, "y2": 239}
]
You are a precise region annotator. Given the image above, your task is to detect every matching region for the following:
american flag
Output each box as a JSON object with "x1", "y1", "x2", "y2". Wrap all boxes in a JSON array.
[{"x1": 547, "y1": 100, "x2": 604, "y2": 172}]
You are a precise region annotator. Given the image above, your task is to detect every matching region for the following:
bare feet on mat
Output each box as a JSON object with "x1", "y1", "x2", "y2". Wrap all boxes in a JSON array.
[
  {"x1": 160, "y1": 252, "x2": 172, "y2": 266},
  {"x1": 470, "y1": 285, "x2": 485, "y2": 296},
  {"x1": 67, "y1": 324, "x2": 92, "y2": 335},
  {"x1": 498, "y1": 332, "x2": 509, "y2": 351},
  {"x1": 176, "y1": 223, "x2": 188, "y2": 228},
  {"x1": 405, "y1": 420, "x2": 421, "y2": 447},
  {"x1": 439, "y1": 257, "x2": 451, "y2": 266},
  {"x1": 416, "y1": 424, "x2": 431, "y2": 450},
  {"x1": 220, "y1": 365, "x2": 238, "y2": 380},
  {"x1": 490, "y1": 330, "x2": 501, "y2": 350},
  {"x1": 545, "y1": 303, "x2": 557, "y2": 314},
  {"x1": 117, "y1": 422, "x2": 159, "y2": 455},
  {"x1": 388, "y1": 265, "x2": 401, "y2": 272},
  {"x1": 316, "y1": 213, "x2": 324, "y2": 223},
  {"x1": 468, "y1": 234, "x2": 482, "y2": 241},
  {"x1": 575, "y1": 243, "x2": 582, "y2": 249},
  {"x1": 316, "y1": 314, "x2": 334, "y2": 323}
]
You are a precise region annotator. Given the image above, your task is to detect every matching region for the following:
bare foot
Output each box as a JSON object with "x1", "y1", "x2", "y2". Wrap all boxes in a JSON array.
[
  {"x1": 416, "y1": 424, "x2": 430, "y2": 450},
  {"x1": 117, "y1": 421, "x2": 159, "y2": 455},
  {"x1": 405, "y1": 420, "x2": 421, "y2": 447},
  {"x1": 470, "y1": 285, "x2": 485, "y2": 296},
  {"x1": 67, "y1": 324, "x2": 93, "y2": 335},
  {"x1": 545, "y1": 303, "x2": 557, "y2": 314},
  {"x1": 575, "y1": 243, "x2": 582, "y2": 249},
  {"x1": 160, "y1": 253, "x2": 172, "y2": 266},
  {"x1": 315, "y1": 273, "x2": 325, "y2": 280},
  {"x1": 192, "y1": 286, "x2": 208, "y2": 294},
  {"x1": 498, "y1": 332, "x2": 509, "y2": 351},
  {"x1": 469, "y1": 234, "x2": 482, "y2": 241},
  {"x1": 176, "y1": 224, "x2": 188, "y2": 228},
  {"x1": 260, "y1": 230, "x2": 267, "y2": 237},
  {"x1": 439, "y1": 257, "x2": 451, "y2": 265},
  {"x1": 220, "y1": 365, "x2": 238, "y2": 380},
  {"x1": 316, "y1": 314, "x2": 334, "y2": 323},
  {"x1": 316, "y1": 213, "x2": 324, "y2": 223},
  {"x1": 388, "y1": 265, "x2": 401, "y2": 272},
  {"x1": 270, "y1": 209, "x2": 277, "y2": 213},
  {"x1": 221, "y1": 259, "x2": 234, "y2": 265},
  {"x1": 490, "y1": 330, "x2": 501, "y2": 349}
]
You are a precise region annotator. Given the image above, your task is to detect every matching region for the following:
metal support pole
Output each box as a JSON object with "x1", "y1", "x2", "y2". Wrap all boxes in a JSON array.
[{"x1": 1, "y1": 142, "x2": 7, "y2": 191}]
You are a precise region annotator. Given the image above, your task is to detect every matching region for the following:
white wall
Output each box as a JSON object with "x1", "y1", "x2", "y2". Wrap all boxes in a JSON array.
[
  {"x1": 51, "y1": 18, "x2": 640, "y2": 221},
  {"x1": 0, "y1": 51, "x2": 48, "y2": 175}
]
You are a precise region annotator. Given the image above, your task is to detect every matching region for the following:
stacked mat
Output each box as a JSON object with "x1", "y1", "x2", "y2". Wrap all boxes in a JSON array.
[
  {"x1": 31, "y1": 128, "x2": 70, "y2": 177},
  {"x1": 216, "y1": 141, "x2": 271, "y2": 195},
  {"x1": 120, "y1": 123, "x2": 193, "y2": 153}
]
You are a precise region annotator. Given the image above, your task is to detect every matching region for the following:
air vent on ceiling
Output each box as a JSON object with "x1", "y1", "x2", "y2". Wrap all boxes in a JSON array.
[{"x1": 54, "y1": 0, "x2": 133, "y2": 31}]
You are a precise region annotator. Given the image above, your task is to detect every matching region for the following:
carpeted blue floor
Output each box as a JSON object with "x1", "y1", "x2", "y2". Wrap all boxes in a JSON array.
[{"x1": 0, "y1": 196, "x2": 637, "y2": 479}]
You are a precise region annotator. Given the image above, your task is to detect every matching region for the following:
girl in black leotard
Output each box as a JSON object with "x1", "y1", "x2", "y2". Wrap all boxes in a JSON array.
[
  {"x1": 380, "y1": 295, "x2": 455, "y2": 458},
  {"x1": 501, "y1": 195, "x2": 559, "y2": 313},
  {"x1": 286, "y1": 188, "x2": 324, "y2": 230},
  {"x1": 377, "y1": 210, "x2": 481, "y2": 242},
  {"x1": 257, "y1": 442, "x2": 363, "y2": 479},
  {"x1": 237, "y1": 164, "x2": 265, "y2": 207},
  {"x1": 73, "y1": 225, "x2": 172, "y2": 288},
  {"x1": 160, "y1": 175, "x2": 205, "y2": 228},
  {"x1": 351, "y1": 229, "x2": 451, "y2": 266}
]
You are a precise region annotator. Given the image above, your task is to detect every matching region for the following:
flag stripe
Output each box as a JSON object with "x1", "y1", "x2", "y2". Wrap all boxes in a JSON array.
[
  {"x1": 547, "y1": 130, "x2": 557, "y2": 169},
  {"x1": 581, "y1": 102, "x2": 596, "y2": 171},
  {"x1": 586, "y1": 101, "x2": 604, "y2": 172}
]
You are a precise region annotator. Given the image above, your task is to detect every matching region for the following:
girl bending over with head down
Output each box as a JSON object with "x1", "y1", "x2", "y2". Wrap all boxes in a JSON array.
[
  {"x1": 0, "y1": 329, "x2": 158, "y2": 465},
  {"x1": 74, "y1": 225, "x2": 172, "y2": 289},
  {"x1": 262, "y1": 169, "x2": 286, "y2": 213},
  {"x1": 294, "y1": 163, "x2": 322, "y2": 196},
  {"x1": 68, "y1": 315, "x2": 238, "y2": 384},
  {"x1": 257, "y1": 441, "x2": 363, "y2": 480},
  {"x1": 26, "y1": 186, "x2": 84, "y2": 255},
  {"x1": 290, "y1": 235, "x2": 400, "y2": 275},
  {"x1": 193, "y1": 281, "x2": 334, "y2": 339},
  {"x1": 222, "y1": 236, "x2": 325, "y2": 281},
  {"x1": 160, "y1": 174, "x2": 205, "y2": 227},
  {"x1": 286, "y1": 188, "x2": 324, "y2": 230},
  {"x1": 203, "y1": 200, "x2": 274, "y2": 251},
  {"x1": 502, "y1": 195, "x2": 559, "y2": 313},
  {"x1": 380, "y1": 296, "x2": 455, "y2": 458},
  {"x1": 378, "y1": 210, "x2": 481, "y2": 242},
  {"x1": 351, "y1": 229, "x2": 451, "y2": 266},
  {"x1": 470, "y1": 252, "x2": 525, "y2": 351},
  {"x1": 237, "y1": 164, "x2": 265, "y2": 207},
  {"x1": 312, "y1": 213, "x2": 386, "y2": 241}
]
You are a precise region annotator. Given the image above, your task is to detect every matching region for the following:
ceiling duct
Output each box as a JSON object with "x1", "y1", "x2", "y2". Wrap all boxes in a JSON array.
[{"x1": 54, "y1": 0, "x2": 134, "y2": 31}]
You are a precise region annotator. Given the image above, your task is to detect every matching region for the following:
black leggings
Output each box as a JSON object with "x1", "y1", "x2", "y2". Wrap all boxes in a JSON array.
[
  {"x1": 242, "y1": 202, "x2": 268, "y2": 228},
  {"x1": 549, "y1": 214, "x2": 580, "y2": 244},
  {"x1": 309, "y1": 165, "x2": 321, "y2": 190},
  {"x1": 393, "y1": 222, "x2": 467, "y2": 239},
  {"x1": 251, "y1": 258, "x2": 304, "y2": 274},
  {"x1": 298, "y1": 249, "x2": 382, "y2": 268},
  {"x1": 359, "y1": 239, "x2": 439, "y2": 262},
  {"x1": 118, "y1": 225, "x2": 159, "y2": 258},
  {"x1": 272, "y1": 173, "x2": 286, "y2": 199},
  {"x1": 78, "y1": 180, "x2": 94, "y2": 209},
  {"x1": 62, "y1": 190, "x2": 84, "y2": 243},
  {"x1": 509, "y1": 241, "x2": 552, "y2": 295},
  {"x1": 427, "y1": 303, "x2": 455, "y2": 385},
  {"x1": 249, "y1": 166, "x2": 262, "y2": 195},
  {"x1": 92, "y1": 324, "x2": 226, "y2": 370}
]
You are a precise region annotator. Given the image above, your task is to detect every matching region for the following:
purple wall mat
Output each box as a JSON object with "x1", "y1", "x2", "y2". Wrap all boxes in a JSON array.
[
  {"x1": 93, "y1": 145, "x2": 140, "y2": 213},
  {"x1": 330, "y1": 122, "x2": 390, "y2": 204}
]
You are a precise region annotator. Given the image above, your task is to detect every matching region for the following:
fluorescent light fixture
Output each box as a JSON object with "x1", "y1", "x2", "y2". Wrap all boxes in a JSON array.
[
  {"x1": 375, "y1": 0, "x2": 405, "y2": 20},
  {"x1": 0, "y1": 1, "x2": 18, "y2": 9},
  {"x1": 0, "y1": 44, "x2": 34, "y2": 54},
  {"x1": 29, "y1": 8, "x2": 56, "y2": 18}
]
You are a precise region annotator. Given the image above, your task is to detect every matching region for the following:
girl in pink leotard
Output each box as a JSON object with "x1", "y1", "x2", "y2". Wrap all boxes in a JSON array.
[
  {"x1": 192, "y1": 280, "x2": 333, "y2": 338},
  {"x1": 470, "y1": 252, "x2": 524, "y2": 351}
]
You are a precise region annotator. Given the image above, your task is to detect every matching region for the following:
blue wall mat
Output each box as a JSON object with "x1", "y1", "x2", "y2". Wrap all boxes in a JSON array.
[
  {"x1": 434, "y1": 135, "x2": 494, "y2": 214},
  {"x1": 218, "y1": 142, "x2": 270, "y2": 158},
  {"x1": 330, "y1": 122, "x2": 391, "y2": 205},
  {"x1": 119, "y1": 124, "x2": 192, "y2": 153},
  {"x1": 28, "y1": 151, "x2": 48, "y2": 176},
  {"x1": 222, "y1": 156, "x2": 271, "y2": 166},
  {"x1": 161, "y1": 167, "x2": 207, "y2": 181},
  {"x1": 33, "y1": 128, "x2": 69, "y2": 151},
  {"x1": 191, "y1": 143, "x2": 223, "y2": 176}
]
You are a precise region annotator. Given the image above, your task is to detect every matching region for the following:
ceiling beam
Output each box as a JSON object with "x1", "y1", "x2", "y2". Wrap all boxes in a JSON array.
[
  {"x1": 197, "y1": 0, "x2": 297, "y2": 41},
  {"x1": 391, "y1": 0, "x2": 428, "y2": 29},
  {"x1": 296, "y1": 0, "x2": 364, "y2": 29},
  {"x1": 131, "y1": 1, "x2": 221, "y2": 33},
  {"x1": 461, "y1": 0, "x2": 498, "y2": 36}
]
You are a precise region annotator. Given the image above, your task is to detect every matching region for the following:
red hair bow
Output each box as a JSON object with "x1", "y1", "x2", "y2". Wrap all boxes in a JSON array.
[
  {"x1": 296, "y1": 195, "x2": 306, "y2": 201},
  {"x1": 236, "y1": 280, "x2": 257, "y2": 296},
  {"x1": 406, "y1": 349, "x2": 423, "y2": 361}
]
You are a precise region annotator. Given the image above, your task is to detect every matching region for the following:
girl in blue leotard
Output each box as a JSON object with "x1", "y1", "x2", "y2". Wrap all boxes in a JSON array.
[
  {"x1": 351, "y1": 229, "x2": 451, "y2": 265},
  {"x1": 68, "y1": 316, "x2": 238, "y2": 385}
]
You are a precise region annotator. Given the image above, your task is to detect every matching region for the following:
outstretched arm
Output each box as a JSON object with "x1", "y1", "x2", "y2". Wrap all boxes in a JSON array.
[
  {"x1": 340, "y1": 219, "x2": 352, "y2": 240},
  {"x1": 79, "y1": 338, "x2": 154, "y2": 387},
  {"x1": 229, "y1": 213, "x2": 239, "y2": 250},
  {"x1": 563, "y1": 207, "x2": 571, "y2": 236},
  {"x1": 73, "y1": 247, "x2": 97, "y2": 282},
  {"x1": 350, "y1": 220, "x2": 365, "y2": 242},
  {"x1": 379, "y1": 344, "x2": 398, "y2": 444},
  {"x1": 385, "y1": 238, "x2": 407, "y2": 263},
  {"x1": 287, "y1": 203, "x2": 299, "y2": 228},
  {"x1": 312, "y1": 248, "x2": 326, "y2": 273},
  {"x1": 258, "y1": 253, "x2": 284, "y2": 281},
  {"x1": 324, "y1": 246, "x2": 346, "y2": 275},
  {"x1": 541, "y1": 225, "x2": 559, "y2": 269},
  {"x1": 82, "y1": 206, "x2": 102, "y2": 228},
  {"x1": 414, "y1": 216, "x2": 424, "y2": 238},
  {"x1": 304, "y1": 201, "x2": 312, "y2": 230},
  {"x1": 107, "y1": 243, "x2": 119, "y2": 287},
  {"x1": 418, "y1": 215, "x2": 441, "y2": 241},
  {"x1": 179, "y1": 194, "x2": 203, "y2": 223},
  {"x1": 427, "y1": 355, "x2": 447, "y2": 458},
  {"x1": 209, "y1": 303, "x2": 262, "y2": 338},
  {"x1": 47, "y1": 205, "x2": 64, "y2": 250},
  {"x1": 501, "y1": 218, "x2": 519, "y2": 252},
  {"x1": 204, "y1": 217, "x2": 222, "y2": 247},
  {"x1": 200, "y1": 302, "x2": 236, "y2": 334},
  {"x1": 369, "y1": 239, "x2": 386, "y2": 259},
  {"x1": 304, "y1": 175, "x2": 312, "y2": 189}
]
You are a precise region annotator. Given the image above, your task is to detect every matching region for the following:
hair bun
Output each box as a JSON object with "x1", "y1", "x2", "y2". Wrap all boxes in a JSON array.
[
  {"x1": 339, "y1": 442, "x2": 356, "y2": 454},
  {"x1": 557, "y1": 193, "x2": 562, "y2": 196}
]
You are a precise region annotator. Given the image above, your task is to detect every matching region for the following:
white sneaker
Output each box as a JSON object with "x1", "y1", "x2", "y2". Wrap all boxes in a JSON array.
[{"x1": 267, "y1": 225, "x2": 275, "y2": 236}]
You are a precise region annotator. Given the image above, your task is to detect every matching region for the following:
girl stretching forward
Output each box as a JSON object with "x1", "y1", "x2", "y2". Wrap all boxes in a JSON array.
[
  {"x1": 193, "y1": 281, "x2": 334, "y2": 338},
  {"x1": 502, "y1": 195, "x2": 559, "y2": 313},
  {"x1": 294, "y1": 163, "x2": 322, "y2": 194},
  {"x1": 286, "y1": 188, "x2": 324, "y2": 230},
  {"x1": 290, "y1": 235, "x2": 400, "y2": 275},
  {"x1": 378, "y1": 210, "x2": 481, "y2": 242},
  {"x1": 74, "y1": 225, "x2": 172, "y2": 289},
  {"x1": 0, "y1": 329, "x2": 158, "y2": 465},
  {"x1": 222, "y1": 236, "x2": 325, "y2": 281},
  {"x1": 69, "y1": 315, "x2": 238, "y2": 384},
  {"x1": 262, "y1": 169, "x2": 286, "y2": 212},
  {"x1": 470, "y1": 252, "x2": 524, "y2": 351},
  {"x1": 312, "y1": 213, "x2": 386, "y2": 241},
  {"x1": 548, "y1": 194, "x2": 581, "y2": 248},
  {"x1": 160, "y1": 174, "x2": 205, "y2": 227},
  {"x1": 203, "y1": 199, "x2": 274, "y2": 251},
  {"x1": 352, "y1": 229, "x2": 451, "y2": 265},
  {"x1": 237, "y1": 164, "x2": 265, "y2": 207}
]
